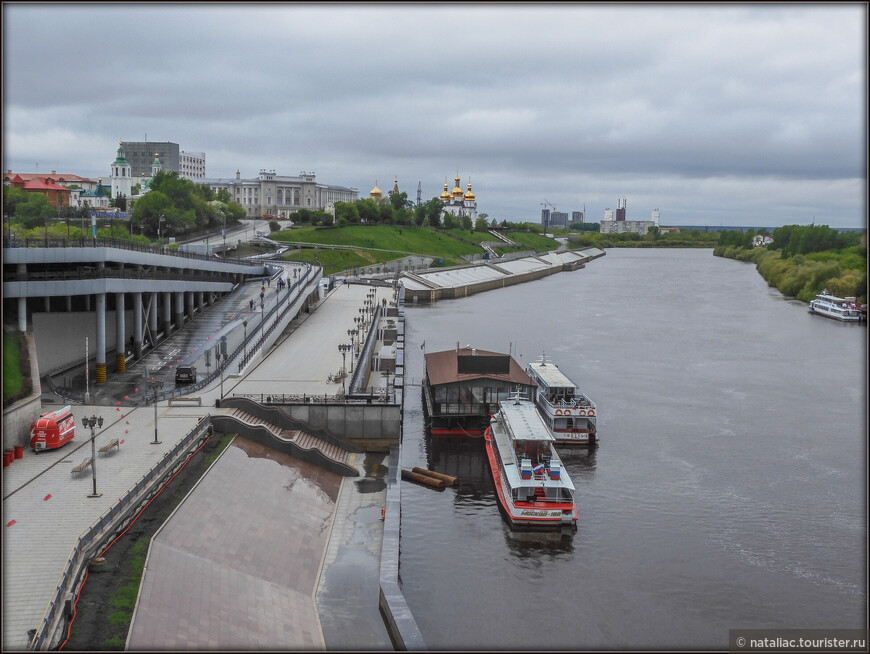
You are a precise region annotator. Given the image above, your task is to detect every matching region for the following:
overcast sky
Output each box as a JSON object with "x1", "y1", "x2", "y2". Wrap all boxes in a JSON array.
[{"x1": 3, "y1": 3, "x2": 867, "y2": 227}]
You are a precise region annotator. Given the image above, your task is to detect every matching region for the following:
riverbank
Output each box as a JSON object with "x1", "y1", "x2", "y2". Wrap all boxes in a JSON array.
[{"x1": 713, "y1": 244, "x2": 867, "y2": 304}]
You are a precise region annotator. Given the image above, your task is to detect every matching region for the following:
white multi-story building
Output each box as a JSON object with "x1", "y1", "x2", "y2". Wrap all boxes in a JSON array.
[
  {"x1": 603, "y1": 208, "x2": 615, "y2": 221},
  {"x1": 600, "y1": 220, "x2": 656, "y2": 235},
  {"x1": 650, "y1": 208, "x2": 660, "y2": 225},
  {"x1": 201, "y1": 169, "x2": 358, "y2": 218},
  {"x1": 180, "y1": 151, "x2": 206, "y2": 179}
]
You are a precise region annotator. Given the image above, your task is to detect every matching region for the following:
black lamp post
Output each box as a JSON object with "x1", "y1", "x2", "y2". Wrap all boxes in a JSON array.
[
  {"x1": 347, "y1": 329, "x2": 357, "y2": 373},
  {"x1": 148, "y1": 377, "x2": 163, "y2": 444},
  {"x1": 216, "y1": 352, "x2": 224, "y2": 399},
  {"x1": 243, "y1": 320, "x2": 248, "y2": 361},
  {"x1": 338, "y1": 343, "x2": 351, "y2": 396},
  {"x1": 82, "y1": 414, "x2": 104, "y2": 497}
]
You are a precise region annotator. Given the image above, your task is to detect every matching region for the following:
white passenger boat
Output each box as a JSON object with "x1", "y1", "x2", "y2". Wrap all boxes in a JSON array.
[
  {"x1": 484, "y1": 393, "x2": 577, "y2": 530},
  {"x1": 808, "y1": 291, "x2": 865, "y2": 322},
  {"x1": 526, "y1": 354, "x2": 597, "y2": 446}
]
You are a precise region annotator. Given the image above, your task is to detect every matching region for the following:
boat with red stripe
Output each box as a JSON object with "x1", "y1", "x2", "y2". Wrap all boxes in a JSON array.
[
  {"x1": 484, "y1": 391, "x2": 577, "y2": 531},
  {"x1": 526, "y1": 353, "x2": 598, "y2": 446}
]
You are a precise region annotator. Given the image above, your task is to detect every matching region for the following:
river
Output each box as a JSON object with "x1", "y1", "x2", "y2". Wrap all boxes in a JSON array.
[{"x1": 397, "y1": 248, "x2": 867, "y2": 649}]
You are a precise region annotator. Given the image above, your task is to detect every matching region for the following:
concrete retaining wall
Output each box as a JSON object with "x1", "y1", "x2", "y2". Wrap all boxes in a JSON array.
[{"x1": 2, "y1": 331, "x2": 43, "y2": 449}]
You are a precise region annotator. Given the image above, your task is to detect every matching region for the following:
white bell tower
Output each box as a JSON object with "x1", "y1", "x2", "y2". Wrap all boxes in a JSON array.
[{"x1": 110, "y1": 142, "x2": 132, "y2": 200}]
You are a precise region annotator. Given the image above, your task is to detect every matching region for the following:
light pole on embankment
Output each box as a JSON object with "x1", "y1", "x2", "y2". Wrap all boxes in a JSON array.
[
  {"x1": 148, "y1": 377, "x2": 163, "y2": 445},
  {"x1": 82, "y1": 415, "x2": 103, "y2": 497}
]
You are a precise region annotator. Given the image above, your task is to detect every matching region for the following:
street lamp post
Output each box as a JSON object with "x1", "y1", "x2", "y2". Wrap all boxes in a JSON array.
[
  {"x1": 347, "y1": 330, "x2": 356, "y2": 373},
  {"x1": 158, "y1": 214, "x2": 166, "y2": 248},
  {"x1": 148, "y1": 377, "x2": 163, "y2": 444},
  {"x1": 216, "y1": 353, "x2": 224, "y2": 400},
  {"x1": 243, "y1": 320, "x2": 248, "y2": 361},
  {"x1": 338, "y1": 344, "x2": 351, "y2": 396},
  {"x1": 82, "y1": 415, "x2": 104, "y2": 497},
  {"x1": 260, "y1": 301, "x2": 265, "y2": 339}
]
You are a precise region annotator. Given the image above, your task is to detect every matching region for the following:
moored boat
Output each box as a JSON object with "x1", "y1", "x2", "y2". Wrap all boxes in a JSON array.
[
  {"x1": 423, "y1": 345, "x2": 536, "y2": 437},
  {"x1": 526, "y1": 354, "x2": 598, "y2": 446},
  {"x1": 808, "y1": 291, "x2": 865, "y2": 322},
  {"x1": 484, "y1": 393, "x2": 577, "y2": 530}
]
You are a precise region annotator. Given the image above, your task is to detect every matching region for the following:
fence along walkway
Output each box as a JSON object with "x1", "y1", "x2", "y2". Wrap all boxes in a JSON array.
[{"x1": 227, "y1": 408, "x2": 351, "y2": 468}]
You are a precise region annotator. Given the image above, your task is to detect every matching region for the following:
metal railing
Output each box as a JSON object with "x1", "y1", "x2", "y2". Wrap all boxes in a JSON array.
[
  {"x1": 3, "y1": 235, "x2": 262, "y2": 267},
  {"x1": 29, "y1": 416, "x2": 213, "y2": 650},
  {"x1": 4, "y1": 266, "x2": 242, "y2": 284}
]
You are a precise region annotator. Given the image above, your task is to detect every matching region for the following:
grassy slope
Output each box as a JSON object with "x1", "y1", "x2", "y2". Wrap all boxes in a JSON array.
[
  {"x1": 272, "y1": 225, "x2": 482, "y2": 256},
  {"x1": 3, "y1": 332, "x2": 23, "y2": 401}
]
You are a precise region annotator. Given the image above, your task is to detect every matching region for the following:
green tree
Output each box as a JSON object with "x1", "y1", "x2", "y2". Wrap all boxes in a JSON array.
[
  {"x1": 16, "y1": 194, "x2": 56, "y2": 229},
  {"x1": 335, "y1": 201, "x2": 360, "y2": 224},
  {"x1": 420, "y1": 197, "x2": 442, "y2": 228},
  {"x1": 442, "y1": 213, "x2": 459, "y2": 229},
  {"x1": 460, "y1": 215, "x2": 473, "y2": 231},
  {"x1": 389, "y1": 191, "x2": 410, "y2": 212},
  {"x1": 474, "y1": 217, "x2": 490, "y2": 231},
  {"x1": 132, "y1": 190, "x2": 173, "y2": 237},
  {"x1": 356, "y1": 198, "x2": 380, "y2": 224},
  {"x1": 4, "y1": 186, "x2": 29, "y2": 217},
  {"x1": 269, "y1": 220, "x2": 281, "y2": 233}
]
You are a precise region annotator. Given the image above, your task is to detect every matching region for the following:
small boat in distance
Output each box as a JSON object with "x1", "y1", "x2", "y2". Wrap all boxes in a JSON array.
[
  {"x1": 526, "y1": 354, "x2": 598, "y2": 446},
  {"x1": 808, "y1": 291, "x2": 865, "y2": 323},
  {"x1": 484, "y1": 390, "x2": 577, "y2": 531}
]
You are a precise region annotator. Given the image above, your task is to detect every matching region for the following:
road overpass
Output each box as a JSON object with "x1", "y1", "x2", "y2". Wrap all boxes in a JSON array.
[{"x1": 3, "y1": 238, "x2": 271, "y2": 385}]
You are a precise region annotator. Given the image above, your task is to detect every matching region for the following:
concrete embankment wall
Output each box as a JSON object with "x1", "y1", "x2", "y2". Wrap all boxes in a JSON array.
[{"x1": 2, "y1": 331, "x2": 43, "y2": 449}]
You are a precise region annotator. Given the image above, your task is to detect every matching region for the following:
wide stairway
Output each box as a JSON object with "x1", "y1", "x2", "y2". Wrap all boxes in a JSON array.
[{"x1": 226, "y1": 407, "x2": 352, "y2": 469}]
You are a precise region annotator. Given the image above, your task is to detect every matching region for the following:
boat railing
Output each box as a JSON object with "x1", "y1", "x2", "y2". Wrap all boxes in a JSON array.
[{"x1": 542, "y1": 395, "x2": 596, "y2": 410}]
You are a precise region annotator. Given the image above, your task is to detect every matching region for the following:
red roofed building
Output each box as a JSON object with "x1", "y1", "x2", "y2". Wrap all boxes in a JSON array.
[{"x1": 4, "y1": 174, "x2": 71, "y2": 208}]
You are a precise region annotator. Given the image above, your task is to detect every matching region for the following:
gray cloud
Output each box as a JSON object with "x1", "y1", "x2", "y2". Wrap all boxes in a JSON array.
[{"x1": 3, "y1": 3, "x2": 866, "y2": 226}]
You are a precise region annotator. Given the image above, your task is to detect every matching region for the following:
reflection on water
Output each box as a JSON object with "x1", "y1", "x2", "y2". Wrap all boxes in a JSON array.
[{"x1": 503, "y1": 526, "x2": 575, "y2": 555}]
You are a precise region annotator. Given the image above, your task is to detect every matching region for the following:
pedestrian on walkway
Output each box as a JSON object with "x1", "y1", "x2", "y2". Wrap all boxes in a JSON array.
[{"x1": 249, "y1": 299, "x2": 254, "y2": 310}]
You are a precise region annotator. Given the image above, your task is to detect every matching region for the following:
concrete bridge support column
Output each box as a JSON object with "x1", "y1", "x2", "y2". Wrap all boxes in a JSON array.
[
  {"x1": 66, "y1": 295, "x2": 72, "y2": 312},
  {"x1": 133, "y1": 292, "x2": 143, "y2": 358},
  {"x1": 44, "y1": 296, "x2": 50, "y2": 312},
  {"x1": 115, "y1": 292, "x2": 126, "y2": 372},
  {"x1": 85, "y1": 294, "x2": 90, "y2": 311},
  {"x1": 186, "y1": 291, "x2": 195, "y2": 321},
  {"x1": 163, "y1": 292, "x2": 172, "y2": 335},
  {"x1": 148, "y1": 293, "x2": 158, "y2": 345},
  {"x1": 18, "y1": 297, "x2": 26, "y2": 332},
  {"x1": 96, "y1": 293, "x2": 107, "y2": 384},
  {"x1": 174, "y1": 292, "x2": 185, "y2": 331},
  {"x1": 197, "y1": 291, "x2": 204, "y2": 313}
]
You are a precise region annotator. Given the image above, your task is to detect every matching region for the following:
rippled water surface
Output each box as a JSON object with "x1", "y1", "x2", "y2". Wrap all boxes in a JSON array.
[{"x1": 398, "y1": 248, "x2": 866, "y2": 650}]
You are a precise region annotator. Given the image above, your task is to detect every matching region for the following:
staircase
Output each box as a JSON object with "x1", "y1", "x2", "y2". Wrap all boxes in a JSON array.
[{"x1": 225, "y1": 407, "x2": 356, "y2": 475}]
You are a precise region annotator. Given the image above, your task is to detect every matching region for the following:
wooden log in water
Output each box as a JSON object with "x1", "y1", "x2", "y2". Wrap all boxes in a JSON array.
[
  {"x1": 401, "y1": 468, "x2": 446, "y2": 488},
  {"x1": 412, "y1": 466, "x2": 458, "y2": 486}
]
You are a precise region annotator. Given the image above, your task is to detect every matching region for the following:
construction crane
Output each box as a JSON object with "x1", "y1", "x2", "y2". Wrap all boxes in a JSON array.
[{"x1": 541, "y1": 200, "x2": 557, "y2": 230}]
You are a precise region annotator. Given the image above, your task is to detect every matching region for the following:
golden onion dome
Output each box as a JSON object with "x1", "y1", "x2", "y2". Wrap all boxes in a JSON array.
[
  {"x1": 370, "y1": 181, "x2": 382, "y2": 197},
  {"x1": 440, "y1": 180, "x2": 451, "y2": 200},
  {"x1": 452, "y1": 183, "x2": 463, "y2": 196},
  {"x1": 463, "y1": 181, "x2": 475, "y2": 201}
]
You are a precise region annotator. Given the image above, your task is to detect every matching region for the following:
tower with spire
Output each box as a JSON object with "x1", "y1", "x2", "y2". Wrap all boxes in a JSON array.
[{"x1": 110, "y1": 142, "x2": 132, "y2": 200}]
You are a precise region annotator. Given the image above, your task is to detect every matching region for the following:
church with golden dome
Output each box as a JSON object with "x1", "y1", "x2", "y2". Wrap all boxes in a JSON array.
[{"x1": 439, "y1": 173, "x2": 477, "y2": 222}]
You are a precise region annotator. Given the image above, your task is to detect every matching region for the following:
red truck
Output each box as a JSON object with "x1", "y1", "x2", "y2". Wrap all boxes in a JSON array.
[{"x1": 30, "y1": 406, "x2": 75, "y2": 452}]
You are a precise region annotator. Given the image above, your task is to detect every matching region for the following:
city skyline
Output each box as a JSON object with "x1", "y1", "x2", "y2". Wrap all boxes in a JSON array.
[{"x1": 3, "y1": 3, "x2": 867, "y2": 228}]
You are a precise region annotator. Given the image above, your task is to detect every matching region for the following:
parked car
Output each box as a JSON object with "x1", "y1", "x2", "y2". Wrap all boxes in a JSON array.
[{"x1": 175, "y1": 366, "x2": 197, "y2": 384}]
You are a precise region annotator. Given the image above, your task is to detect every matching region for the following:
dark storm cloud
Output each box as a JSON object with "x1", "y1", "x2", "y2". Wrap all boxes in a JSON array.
[{"x1": 2, "y1": 3, "x2": 865, "y2": 226}]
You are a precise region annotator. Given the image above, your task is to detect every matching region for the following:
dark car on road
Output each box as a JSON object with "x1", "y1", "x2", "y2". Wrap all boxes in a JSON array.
[{"x1": 175, "y1": 366, "x2": 197, "y2": 384}]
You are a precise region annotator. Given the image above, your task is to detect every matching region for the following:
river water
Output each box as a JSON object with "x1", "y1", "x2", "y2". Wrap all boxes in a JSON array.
[{"x1": 398, "y1": 248, "x2": 867, "y2": 650}]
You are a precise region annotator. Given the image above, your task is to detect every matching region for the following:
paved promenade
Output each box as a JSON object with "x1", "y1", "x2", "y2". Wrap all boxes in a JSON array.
[{"x1": 2, "y1": 282, "x2": 395, "y2": 650}]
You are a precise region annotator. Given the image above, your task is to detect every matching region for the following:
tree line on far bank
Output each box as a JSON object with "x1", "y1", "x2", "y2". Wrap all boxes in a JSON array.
[{"x1": 714, "y1": 224, "x2": 866, "y2": 303}]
